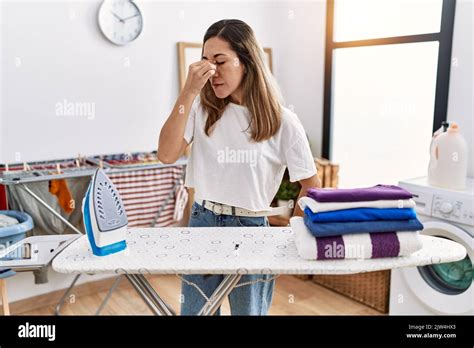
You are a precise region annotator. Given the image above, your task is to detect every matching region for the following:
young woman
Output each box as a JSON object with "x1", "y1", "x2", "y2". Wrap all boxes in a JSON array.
[{"x1": 158, "y1": 19, "x2": 321, "y2": 315}]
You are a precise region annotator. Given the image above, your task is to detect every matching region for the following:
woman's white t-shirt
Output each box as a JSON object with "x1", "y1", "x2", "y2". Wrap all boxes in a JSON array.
[{"x1": 183, "y1": 96, "x2": 317, "y2": 212}]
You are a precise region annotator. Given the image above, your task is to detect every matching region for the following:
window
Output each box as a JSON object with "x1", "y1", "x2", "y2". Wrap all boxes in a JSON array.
[{"x1": 323, "y1": 0, "x2": 456, "y2": 188}]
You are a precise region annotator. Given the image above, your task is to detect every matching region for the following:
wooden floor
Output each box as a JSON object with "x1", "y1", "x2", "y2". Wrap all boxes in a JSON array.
[{"x1": 13, "y1": 275, "x2": 383, "y2": 315}]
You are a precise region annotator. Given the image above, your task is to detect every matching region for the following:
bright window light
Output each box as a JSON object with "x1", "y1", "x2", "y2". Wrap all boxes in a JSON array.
[
  {"x1": 334, "y1": 0, "x2": 443, "y2": 42},
  {"x1": 331, "y1": 41, "x2": 440, "y2": 187}
]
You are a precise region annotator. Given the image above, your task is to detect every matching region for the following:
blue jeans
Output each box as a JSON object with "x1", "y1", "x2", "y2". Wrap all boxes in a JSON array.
[{"x1": 180, "y1": 202, "x2": 275, "y2": 316}]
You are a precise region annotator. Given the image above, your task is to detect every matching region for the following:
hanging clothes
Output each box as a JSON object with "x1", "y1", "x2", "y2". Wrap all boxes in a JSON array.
[
  {"x1": 7, "y1": 177, "x2": 89, "y2": 236},
  {"x1": 49, "y1": 179, "x2": 74, "y2": 214},
  {"x1": 108, "y1": 165, "x2": 185, "y2": 227}
]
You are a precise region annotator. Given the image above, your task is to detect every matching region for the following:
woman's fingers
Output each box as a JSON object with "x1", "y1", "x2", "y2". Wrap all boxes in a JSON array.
[
  {"x1": 184, "y1": 60, "x2": 216, "y2": 94},
  {"x1": 189, "y1": 60, "x2": 213, "y2": 72},
  {"x1": 203, "y1": 69, "x2": 216, "y2": 80},
  {"x1": 197, "y1": 61, "x2": 216, "y2": 77}
]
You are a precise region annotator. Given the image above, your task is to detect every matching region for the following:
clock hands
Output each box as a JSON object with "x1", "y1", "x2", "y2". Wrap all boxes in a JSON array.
[
  {"x1": 100, "y1": 1, "x2": 142, "y2": 45},
  {"x1": 110, "y1": 11, "x2": 124, "y2": 23},
  {"x1": 122, "y1": 13, "x2": 140, "y2": 22},
  {"x1": 110, "y1": 11, "x2": 139, "y2": 23}
]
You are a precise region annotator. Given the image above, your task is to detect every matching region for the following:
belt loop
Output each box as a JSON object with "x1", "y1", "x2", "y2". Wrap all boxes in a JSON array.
[{"x1": 231, "y1": 206, "x2": 235, "y2": 216}]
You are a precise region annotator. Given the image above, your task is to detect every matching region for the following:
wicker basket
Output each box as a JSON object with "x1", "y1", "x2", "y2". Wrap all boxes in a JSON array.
[{"x1": 311, "y1": 270, "x2": 391, "y2": 313}]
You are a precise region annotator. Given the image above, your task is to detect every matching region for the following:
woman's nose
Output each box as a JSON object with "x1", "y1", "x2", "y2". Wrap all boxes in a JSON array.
[{"x1": 212, "y1": 63, "x2": 219, "y2": 76}]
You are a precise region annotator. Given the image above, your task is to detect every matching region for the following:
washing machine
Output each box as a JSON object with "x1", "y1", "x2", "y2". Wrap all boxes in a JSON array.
[{"x1": 389, "y1": 176, "x2": 473, "y2": 315}]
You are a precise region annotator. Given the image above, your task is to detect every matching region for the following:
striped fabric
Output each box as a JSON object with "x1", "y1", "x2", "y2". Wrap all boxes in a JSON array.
[
  {"x1": 108, "y1": 166, "x2": 185, "y2": 228},
  {"x1": 313, "y1": 232, "x2": 402, "y2": 260},
  {"x1": 291, "y1": 216, "x2": 422, "y2": 260}
]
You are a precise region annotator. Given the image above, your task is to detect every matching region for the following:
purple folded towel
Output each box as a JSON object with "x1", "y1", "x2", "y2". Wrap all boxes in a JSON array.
[{"x1": 306, "y1": 184, "x2": 413, "y2": 203}]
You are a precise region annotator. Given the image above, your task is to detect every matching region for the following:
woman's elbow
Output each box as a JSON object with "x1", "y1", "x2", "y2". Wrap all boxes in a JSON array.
[
  {"x1": 157, "y1": 151, "x2": 177, "y2": 164},
  {"x1": 157, "y1": 136, "x2": 185, "y2": 164},
  {"x1": 157, "y1": 145, "x2": 177, "y2": 164},
  {"x1": 299, "y1": 174, "x2": 321, "y2": 189},
  {"x1": 157, "y1": 137, "x2": 175, "y2": 164}
]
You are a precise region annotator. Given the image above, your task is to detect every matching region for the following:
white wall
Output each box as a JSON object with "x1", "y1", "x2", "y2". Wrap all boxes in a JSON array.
[
  {"x1": 0, "y1": 0, "x2": 325, "y2": 164},
  {"x1": 1, "y1": 0, "x2": 326, "y2": 303},
  {"x1": 447, "y1": 0, "x2": 473, "y2": 177},
  {"x1": 264, "y1": 1, "x2": 326, "y2": 156}
]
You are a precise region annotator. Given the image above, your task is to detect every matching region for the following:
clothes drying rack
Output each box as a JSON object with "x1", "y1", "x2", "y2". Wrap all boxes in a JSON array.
[{"x1": 0, "y1": 155, "x2": 187, "y2": 315}]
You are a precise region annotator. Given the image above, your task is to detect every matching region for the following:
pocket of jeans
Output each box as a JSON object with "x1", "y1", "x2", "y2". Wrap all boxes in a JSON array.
[
  {"x1": 236, "y1": 216, "x2": 267, "y2": 227},
  {"x1": 190, "y1": 202, "x2": 201, "y2": 218}
]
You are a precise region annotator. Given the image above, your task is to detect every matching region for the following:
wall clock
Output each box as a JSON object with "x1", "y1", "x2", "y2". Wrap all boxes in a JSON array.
[{"x1": 98, "y1": 0, "x2": 143, "y2": 45}]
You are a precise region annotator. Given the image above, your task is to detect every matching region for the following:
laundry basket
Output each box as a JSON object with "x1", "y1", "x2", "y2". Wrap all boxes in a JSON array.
[
  {"x1": 312, "y1": 271, "x2": 391, "y2": 313},
  {"x1": 0, "y1": 210, "x2": 34, "y2": 260}
]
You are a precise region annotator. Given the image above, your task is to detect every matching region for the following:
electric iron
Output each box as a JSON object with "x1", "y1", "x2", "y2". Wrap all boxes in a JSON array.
[{"x1": 82, "y1": 168, "x2": 127, "y2": 256}]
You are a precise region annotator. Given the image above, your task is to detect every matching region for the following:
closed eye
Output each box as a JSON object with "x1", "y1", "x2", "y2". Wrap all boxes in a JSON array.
[{"x1": 216, "y1": 62, "x2": 225, "y2": 65}]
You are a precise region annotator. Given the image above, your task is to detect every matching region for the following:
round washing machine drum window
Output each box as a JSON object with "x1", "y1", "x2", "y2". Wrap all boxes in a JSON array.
[
  {"x1": 418, "y1": 252, "x2": 472, "y2": 295},
  {"x1": 400, "y1": 220, "x2": 473, "y2": 314}
]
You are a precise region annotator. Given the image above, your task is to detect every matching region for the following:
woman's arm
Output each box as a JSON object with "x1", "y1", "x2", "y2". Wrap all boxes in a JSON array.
[
  {"x1": 157, "y1": 61, "x2": 216, "y2": 164},
  {"x1": 157, "y1": 90, "x2": 198, "y2": 164},
  {"x1": 292, "y1": 174, "x2": 322, "y2": 217}
]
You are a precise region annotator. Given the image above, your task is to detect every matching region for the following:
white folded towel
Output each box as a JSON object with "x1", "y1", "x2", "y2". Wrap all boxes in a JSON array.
[
  {"x1": 298, "y1": 196, "x2": 416, "y2": 213},
  {"x1": 290, "y1": 216, "x2": 422, "y2": 260}
]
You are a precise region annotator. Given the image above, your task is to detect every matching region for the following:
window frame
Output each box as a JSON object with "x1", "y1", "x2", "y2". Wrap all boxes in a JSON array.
[{"x1": 322, "y1": 0, "x2": 457, "y2": 160}]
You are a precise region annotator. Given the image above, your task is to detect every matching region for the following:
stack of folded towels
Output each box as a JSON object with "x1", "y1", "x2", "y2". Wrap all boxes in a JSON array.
[{"x1": 290, "y1": 184, "x2": 424, "y2": 260}]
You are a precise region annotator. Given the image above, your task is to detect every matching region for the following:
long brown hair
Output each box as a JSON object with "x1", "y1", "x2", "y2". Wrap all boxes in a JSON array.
[{"x1": 200, "y1": 19, "x2": 283, "y2": 142}]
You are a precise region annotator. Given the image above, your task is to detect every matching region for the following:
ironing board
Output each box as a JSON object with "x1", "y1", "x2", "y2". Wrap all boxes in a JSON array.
[{"x1": 51, "y1": 226, "x2": 467, "y2": 316}]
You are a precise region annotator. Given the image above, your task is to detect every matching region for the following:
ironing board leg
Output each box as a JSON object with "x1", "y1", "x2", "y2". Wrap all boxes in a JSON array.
[
  {"x1": 0, "y1": 279, "x2": 10, "y2": 315},
  {"x1": 198, "y1": 274, "x2": 242, "y2": 316},
  {"x1": 55, "y1": 274, "x2": 81, "y2": 315},
  {"x1": 95, "y1": 275, "x2": 123, "y2": 315},
  {"x1": 125, "y1": 274, "x2": 174, "y2": 316},
  {"x1": 123, "y1": 274, "x2": 241, "y2": 316},
  {"x1": 132, "y1": 274, "x2": 176, "y2": 315}
]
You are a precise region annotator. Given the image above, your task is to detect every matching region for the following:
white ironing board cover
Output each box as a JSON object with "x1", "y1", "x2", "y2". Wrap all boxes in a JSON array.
[{"x1": 52, "y1": 227, "x2": 467, "y2": 275}]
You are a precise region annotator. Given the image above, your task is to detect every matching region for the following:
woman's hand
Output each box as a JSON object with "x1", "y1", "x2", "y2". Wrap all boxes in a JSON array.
[
  {"x1": 158, "y1": 61, "x2": 215, "y2": 164},
  {"x1": 292, "y1": 174, "x2": 322, "y2": 217},
  {"x1": 183, "y1": 60, "x2": 217, "y2": 96}
]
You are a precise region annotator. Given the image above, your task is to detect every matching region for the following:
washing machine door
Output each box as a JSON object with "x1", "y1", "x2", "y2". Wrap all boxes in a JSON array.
[{"x1": 401, "y1": 220, "x2": 473, "y2": 314}]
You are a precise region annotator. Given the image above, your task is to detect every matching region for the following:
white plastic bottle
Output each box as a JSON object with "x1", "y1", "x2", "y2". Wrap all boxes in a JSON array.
[{"x1": 428, "y1": 122, "x2": 469, "y2": 190}]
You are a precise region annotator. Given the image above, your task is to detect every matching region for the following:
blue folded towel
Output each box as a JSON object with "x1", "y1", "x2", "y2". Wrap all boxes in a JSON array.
[
  {"x1": 304, "y1": 207, "x2": 417, "y2": 223},
  {"x1": 303, "y1": 214, "x2": 424, "y2": 237}
]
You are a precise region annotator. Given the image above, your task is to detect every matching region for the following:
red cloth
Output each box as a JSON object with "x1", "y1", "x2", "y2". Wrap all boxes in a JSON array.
[
  {"x1": 108, "y1": 166, "x2": 184, "y2": 227},
  {"x1": 0, "y1": 185, "x2": 8, "y2": 210}
]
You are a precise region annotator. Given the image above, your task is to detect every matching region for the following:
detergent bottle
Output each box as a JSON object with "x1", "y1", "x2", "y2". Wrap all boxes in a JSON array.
[{"x1": 428, "y1": 121, "x2": 469, "y2": 190}]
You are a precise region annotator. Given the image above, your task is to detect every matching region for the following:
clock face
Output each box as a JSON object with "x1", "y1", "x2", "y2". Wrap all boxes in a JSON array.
[{"x1": 98, "y1": 0, "x2": 143, "y2": 45}]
